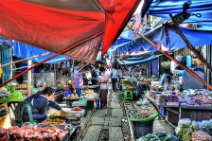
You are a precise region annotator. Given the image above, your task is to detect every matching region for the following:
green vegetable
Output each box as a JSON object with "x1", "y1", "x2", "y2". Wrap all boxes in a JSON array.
[
  {"x1": 182, "y1": 125, "x2": 197, "y2": 141},
  {"x1": 201, "y1": 122, "x2": 212, "y2": 135}
]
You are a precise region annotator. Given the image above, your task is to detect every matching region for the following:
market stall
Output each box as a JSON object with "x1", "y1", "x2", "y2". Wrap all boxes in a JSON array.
[{"x1": 146, "y1": 88, "x2": 212, "y2": 126}]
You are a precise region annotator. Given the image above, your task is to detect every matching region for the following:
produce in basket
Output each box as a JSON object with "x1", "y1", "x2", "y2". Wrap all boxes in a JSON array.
[
  {"x1": 137, "y1": 133, "x2": 179, "y2": 141},
  {"x1": 192, "y1": 130, "x2": 212, "y2": 141},
  {"x1": 42, "y1": 118, "x2": 64, "y2": 125}
]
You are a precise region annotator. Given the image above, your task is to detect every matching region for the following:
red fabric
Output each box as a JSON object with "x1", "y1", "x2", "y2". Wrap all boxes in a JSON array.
[
  {"x1": 99, "y1": 0, "x2": 140, "y2": 55},
  {"x1": 0, "y1": 0, "x2": 104, "y2": 56},
  {"x1": 65, "y1": 34, "x2": 103, "y2": 64},
  {"x1": 0, "y1": 0, "x2": 139, "y2": 62}
]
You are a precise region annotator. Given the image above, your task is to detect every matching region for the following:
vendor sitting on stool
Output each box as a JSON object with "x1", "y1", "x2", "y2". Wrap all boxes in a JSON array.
[{"x1": 24, "y1": 87, "x2": 62, "y2": 123}]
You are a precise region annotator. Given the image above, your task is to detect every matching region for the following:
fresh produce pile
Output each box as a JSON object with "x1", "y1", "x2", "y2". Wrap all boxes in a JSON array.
[
  {"x1": 131, "y1": 99, "x2": 156, "y2": 120},
  {"x1": 42, "y1": 118, "x2": 65, "y2": 125},
  {"x1": 176, "y1": 119, "x2": 212, "y2": 141},
  {"x1": 180, "y1": 90, "x2": 212, "y2": 106},
  {"x1": 48, "y1": 109, "x2": 70, "y2": 117},
  {"x1": 0, "y1": 126, "x2": 68, "y2": 141},
  {"x1": 124, "y1": 85, "x2": 135, "y2": 90},
  {"x1": 192, "y1": 131, "x2": 212, "y2": 141},
  {"x1": 72, "y1": 106, "x2": 82, "y2": 111},
  {"x1": 83, "y1": 89, "x2": 97, "y2": 100},
  {"x1": 147, "y1": 89, "x2": 212, "y2": 106},
  {"x1": 84, "y1": 90, "x2": 94, "y2": 95},
  {"x1": 137, "y1": 133, "x2": 179, "y2": 141},
  {"x1": 16, "y1": 84, "x2": 27, "y2": 90},
  {"x1": 130, "y1": 112, "x2": 151, "y2": 119}
]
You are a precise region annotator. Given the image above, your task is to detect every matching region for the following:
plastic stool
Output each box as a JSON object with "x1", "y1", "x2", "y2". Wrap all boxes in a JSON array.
[
  {"x1": 8, "y1": 101, "x2": 36, "y2": 127},
  {"x1": 124, "y1": 90, "x2": 133, "y2": 101}
]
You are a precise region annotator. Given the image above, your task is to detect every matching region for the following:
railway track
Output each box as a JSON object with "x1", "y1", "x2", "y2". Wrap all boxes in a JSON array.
[{"x1": 76, "y1": 89, "x2": 133, "y2": 141}]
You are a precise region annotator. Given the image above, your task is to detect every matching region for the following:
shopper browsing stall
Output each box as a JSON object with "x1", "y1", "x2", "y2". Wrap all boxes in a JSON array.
[
  {"x1": 24, "y1": 87, "x2": 62, "y2": 123},
  {"x1": 99, "y1": 67, "x2": 109, "y2": 108},
  {"x1": 74, "y1": 62, "x2": 84, "y2": 97}
]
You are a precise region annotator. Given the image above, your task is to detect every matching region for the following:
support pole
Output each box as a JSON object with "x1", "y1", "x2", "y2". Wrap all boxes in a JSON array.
[
  {"x1": 169, "y1": 25, "x2": 212, "y2": 72},
  {"x1": 27, "y1": 60, "x2": 32, "y2": 95},
  {"x1": 0, "y1": 31, "x2": 103, "y2": 87},
  {"x1": 127, "y1": 25, "x2": 212, "y2": 90},
  {"x1": 0, "y1": 52, "x2": 50, "y2": 67},
  {"x1": 54, "y1": 63, "x2": 57, "y2": 87}
]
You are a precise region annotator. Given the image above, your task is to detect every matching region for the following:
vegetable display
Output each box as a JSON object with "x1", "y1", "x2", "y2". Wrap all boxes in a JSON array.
[
  {"x1": 137, "y1": 133, "x2": 179, "y2": 141},
  {"x1": 0, "y1": 126, "x2": 68, "y2": 141},
  {"x1": 176, "y1": 119, "x2": 212, "y2": 141},
  {"x1": 192, "y1": 131, "x2": 212, "y2": 141}
]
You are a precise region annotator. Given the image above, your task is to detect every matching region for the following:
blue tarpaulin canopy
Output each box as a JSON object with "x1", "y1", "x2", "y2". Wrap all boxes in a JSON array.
[
  {"x1": 117, "y1": 53, "x2": 162, "y2": 66},
  {"x1": 145, "y1": 25, "x2": 212, "y2": 51},
  {"x1": 149, "y1": 0, "x2": 212, "y2": 30},
  {"x1": 13, "y1": 41, "x2": 70, "y2": 64},
  {"x1": 111, "y1": 0, "x2": 212, "y2": 55}
]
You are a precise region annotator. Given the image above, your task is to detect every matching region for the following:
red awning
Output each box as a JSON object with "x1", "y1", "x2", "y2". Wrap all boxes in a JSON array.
[{"x1": 0, "y1": 0, "x2": 139, "y2": 63}]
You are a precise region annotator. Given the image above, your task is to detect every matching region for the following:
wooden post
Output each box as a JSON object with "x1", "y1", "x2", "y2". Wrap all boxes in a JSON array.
[{"x1": 127, "y1": 25, "x2": 212, "y2": 90}]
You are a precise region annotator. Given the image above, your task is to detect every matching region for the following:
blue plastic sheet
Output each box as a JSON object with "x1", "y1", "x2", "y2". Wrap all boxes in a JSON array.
[
  {"x1": 117, "y1": 53, "x2": 162, "y2": 66},
  {"x1": 146, "y1": 25, "x2": 212, "y2": 51},
  {"x1": 149, "y1": 0, "x2": 212, "y2": 30},
  {"x1": 13, "y1": 41, "x2": 70, "y2": 64}
]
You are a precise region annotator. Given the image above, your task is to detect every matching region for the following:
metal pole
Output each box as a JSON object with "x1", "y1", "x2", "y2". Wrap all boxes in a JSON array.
[
  {"x1": 0, "y1": 31, "x2": 103, "y2": 87},
  {"x1": 9, "y1": 47, "x2": 13, "y2": 79},
  {"x1": 0, "y1": 52, "x2": 50, "y2": 67},
  {"x1": 27, "y1": 60, "x2": 32, "y2": 95},
  {"x1": 54, "y1": 63, "x2": 57, "y2": 87},
  {"x1": 127, "y1": 25, "x2": 212, "y2": 90}
]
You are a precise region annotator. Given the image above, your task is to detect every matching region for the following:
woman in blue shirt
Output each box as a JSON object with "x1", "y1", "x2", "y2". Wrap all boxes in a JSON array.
[{"x1": 24, "y1": 87, "x2": 62, "y2": 123}]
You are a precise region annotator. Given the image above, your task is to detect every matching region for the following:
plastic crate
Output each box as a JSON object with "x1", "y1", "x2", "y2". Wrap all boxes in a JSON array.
[
  {"x1": 132, "y1": 120, "x2": 154, "y2": 139},
  {"x1": 5, "y1": 84, "x2": 17, "y2": 93},
  {"x1": 129, "y1": 112, "x2": 158, "y2": 138},
  {"x1": 124, "y1": 90, "x2": 133, "y2": 101}
]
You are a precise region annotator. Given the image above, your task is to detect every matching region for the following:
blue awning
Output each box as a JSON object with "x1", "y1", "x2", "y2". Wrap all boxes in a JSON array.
[
  {"x1": 117, "y1": 53, "x2": 162, "y2": 66},
  {"x1": 13, "y1": 41, "x2": 70, "y2": 64},
  {"x1": 149, "y1": 0, "x2": 212, "y2": 30},
  {"x1": 145, "y1": 25, "x2": 212, "y2": 51}
]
